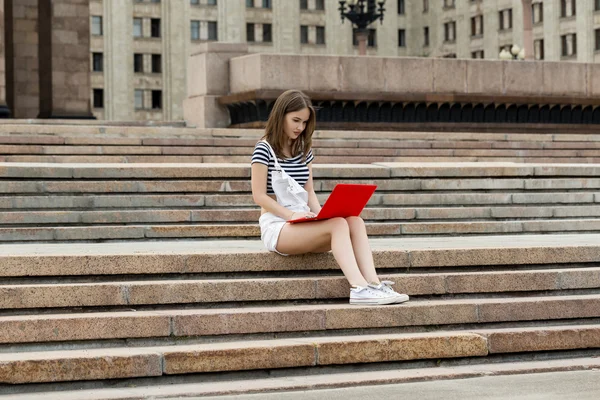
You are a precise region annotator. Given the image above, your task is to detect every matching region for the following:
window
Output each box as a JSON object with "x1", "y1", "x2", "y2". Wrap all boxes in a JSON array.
[
  {"x1": 471, "y1": 15, "x2": 483, "y2": 36},
  {"x1": 534, "y1": 38, "x2": 545, "y2": 60},
  {"x1": 398, "y1": 29, "x2": 406, "y2": 47},
  {"x1": 300, "y1": 25, "x2": 309, "y2": 44},
  {"x1": 151, "y1": 18, "x2": 161, "y2": 38},
  {"x1": 316, "y1": 0, "x2": 324, "y2": 10},
  {"x1": 443, "y1": 0, "x2": 455, "y2": 8},
  {"x1": 152, "y1": 54, "x2": 161, "y2": 73},
  {"x1": 262, "y1": 23, "x2": 272, "y2": 42},
  {"x1": 561, "y1": 0, "x2": 576, "y2": 18},
  {"x1": 443, "y1": 53, "x2": 457, "y2": 58},
  {"x1": 93, "y1": 89, "x2": 103, "y2": 109},
  {"x1": 444, "y1": 21, "x2": 456, "y2": 42},
  {"x1": 353, "y1": 28, "x2": 377, "y2": 47},
  {"x1": 398, "y1": 0, "x2": 405, "y2": 14},
  {"x1": 92, "y1": 52, "x2": 103, "y2": 72},
  {"x1": 191, "y1": 0, "x2": 199, "y2": 4},
  {"x1": 596, "y1": 29, "x2": 600, "y2": 51},
  {"x1": 499, "y1": 9, "x2": 513, "y2": 30},
  {"x1": 134, "y1": 54, "x2": 143, "y2": 73},
  {"x1": 207, "y1": 21, "x2": 218, "y2": 41},
  {"x1": 300, "y1": 0, "x2": 308, "y2": 9},
  {"x1": 91, "y1": 16, "x2": 103, "y2": 36},
  {"x1": 471, "y1": 50, "x2": 484, "y2": 59},
  {"x1": 207, "y1": 0, "x2": 217, "y2": 4},
  {"x1": 191, "y1": 20, "x2": 200, "y2": 40},
  {"x1": 152, "y1": 90, "x2": 162, "y2": 109},
  {"x1": 134, "y1": 89, "x2": 144, "y2": 109},
  {"x1": 423, "y1": 0, "x2": 429, "y2": 12},
  {"x1": 532, "y1": 2, "x2": 543, "y2": 24},
  {"x1": 246, "y1": 0, "x2": 253, "y2": 7},
  {"x1": 596, "y1": 0, "x2": 600, "y2": 11},
  {"x1": 133, "y1": 18, "x2": 143, "y2": 38},
  {"x1": 561, "y1": 33, "x2": 577, "y2": 57},
  {"x1": 262, "y1": 0, "x2": 271, "y2": 8},
  {"x1": 247, "y1": 23, "x2": 255, "y2": 42},
  {"x1": 316, "y1": 26, "x2": 325, "y2": 44},
  {"x1": 424, "y1": 26, "x2": 429, "y2": 46}
]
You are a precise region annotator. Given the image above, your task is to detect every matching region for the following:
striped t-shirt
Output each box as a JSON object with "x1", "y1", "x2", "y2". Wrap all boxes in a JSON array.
[{"x1": 251, "y1": 141, "x2": 314, "y2": 195}]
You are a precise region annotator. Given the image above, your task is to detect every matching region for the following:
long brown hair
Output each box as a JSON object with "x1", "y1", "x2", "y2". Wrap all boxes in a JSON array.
[{"x1": 261, "y1": 89, "x2": 316, "y2": 162}]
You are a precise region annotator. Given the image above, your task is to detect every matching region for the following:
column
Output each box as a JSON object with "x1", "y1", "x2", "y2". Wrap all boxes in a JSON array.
[
  {"x1": 0, "y1": 0, "x2": 10, "y2": 117},
  {"x1": 161, "y1": 0, "x2": 188, "y2": 120},
  {"x1": 103, "y1": 0, "x2": 133, "y2": 120},
  {"x1": 6, "y1": 0, "x2": 39, "y2": 118},
  {"x1": 38, "y1": 0, "x2": 94, "y2": 118},
  {"x1": 218, "y1": 0, "x2": 244, "y2": 42}
]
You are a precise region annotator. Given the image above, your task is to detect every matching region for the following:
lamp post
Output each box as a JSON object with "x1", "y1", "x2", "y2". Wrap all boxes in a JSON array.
[
  {"x1": 499, "y1": 44, "x2": 525, "y2": 60},
  {"x1": 339, "y1": 0, "x2": 386, "y2": 56}
]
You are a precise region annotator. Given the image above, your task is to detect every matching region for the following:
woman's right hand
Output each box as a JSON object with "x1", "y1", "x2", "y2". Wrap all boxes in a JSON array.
[{"x1": 288, "y1": 211, "x2": 317, "y2": 221}]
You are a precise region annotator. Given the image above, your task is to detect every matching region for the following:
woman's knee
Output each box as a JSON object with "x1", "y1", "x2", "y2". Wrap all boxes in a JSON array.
[
  {"x1": 327, "y1": 217, "x2": 349, "y2": 232},
  {"x1": 345, "y1": 216, "x2": 364, "y2": 226}
]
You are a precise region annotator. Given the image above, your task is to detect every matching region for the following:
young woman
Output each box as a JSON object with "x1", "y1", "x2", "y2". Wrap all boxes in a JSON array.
[{"x1": 251, "y1": 89, "x2": 409, "y2": 305}]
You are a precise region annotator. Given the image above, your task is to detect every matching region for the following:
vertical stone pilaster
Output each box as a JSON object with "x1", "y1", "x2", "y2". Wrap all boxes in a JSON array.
[
  {"x1": 104, "y1": 0, "x2": 133, "y2": 121},
  {"x1": 273, "y1": 0, "x2": 299, "y2": 53},
  {"x1": 162, "y1": 0, "x2": 188, "y2": 121},
  {"x1": 0, "y1": 0, "x2": 10, "y2": 117},
  {"x1": 542, "y1": 0, "x2": 557, "y2": 61},
  {"x1": 7, "y1": 0, "x2": 38, "y2": 118},
  {"x1": 218, "y1": 0, "x2": 244, "y2": 42},
  {"x1": 38, "y1": 0, "x2": 94, "y2": 118}
]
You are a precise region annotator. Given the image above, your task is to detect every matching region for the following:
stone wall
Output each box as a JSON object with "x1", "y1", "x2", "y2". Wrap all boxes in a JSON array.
[{"x1": 229, "y1": 54, "x2": 600, "y2": 99}]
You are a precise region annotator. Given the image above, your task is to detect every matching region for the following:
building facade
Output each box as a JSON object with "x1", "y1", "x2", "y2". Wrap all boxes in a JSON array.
[{"x1": 89, "y1": 0, "x2": 600, "y2": 121}]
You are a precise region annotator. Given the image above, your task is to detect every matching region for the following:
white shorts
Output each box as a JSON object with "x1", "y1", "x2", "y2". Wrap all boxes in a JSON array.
[{"x1": 259, "y1": 212, "x2": 289, "y2": 256}]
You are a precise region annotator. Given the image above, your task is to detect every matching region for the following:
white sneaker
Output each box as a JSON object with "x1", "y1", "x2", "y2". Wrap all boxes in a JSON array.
[
  {"x1": 349, "y1": 285, "x2": 398, "y2": 305},
  {"x1": 369, "y1": 281, "x2": 410, "y2": 304}
]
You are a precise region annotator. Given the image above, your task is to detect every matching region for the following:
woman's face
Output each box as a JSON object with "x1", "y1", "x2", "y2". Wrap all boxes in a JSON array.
[{"x1": 283, "y1": 108, "x2": 310, "y2": 143}]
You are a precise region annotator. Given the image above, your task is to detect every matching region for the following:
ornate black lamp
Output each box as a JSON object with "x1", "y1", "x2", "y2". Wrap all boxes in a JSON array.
[{"x1": 339, "y1": 0, "x2": 386, "y2": 55}]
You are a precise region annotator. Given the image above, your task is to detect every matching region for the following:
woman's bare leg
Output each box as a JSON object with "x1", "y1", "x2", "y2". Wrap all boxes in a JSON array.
[
  {"x1": 345, "y1": 216, "x2": 380, "y2": 284},
  {"x1": 276, "y1": 217, "x2": 369, "y2": 287}
]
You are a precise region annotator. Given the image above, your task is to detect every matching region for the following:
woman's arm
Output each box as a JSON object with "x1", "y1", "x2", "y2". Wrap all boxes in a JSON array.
[
  {"x1": 304, "y1": 164, "x2": 321, "y2": 214},
  {"x1": 251, "y1": 163, "x2": 299, "y2": 220}
]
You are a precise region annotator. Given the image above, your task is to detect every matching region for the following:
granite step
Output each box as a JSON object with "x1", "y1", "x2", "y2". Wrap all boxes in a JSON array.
[
  {"x1": 1, "y1": 325, "x2": 600, "y2": 384},
  {"x1": 2, "y1": 192, "x2": 599, "y2": 210},
  {"x1": 3, "y1": 355, "x2": 598, "y2": 399},
  {"x1": 4, "y1": 135, "x2": 600, "y2": 150},
  {"x1": 3, "y1": 162, "x2": 600, "y2": 179},
  {"x1": 2, "y1": 218, "x2": 600, "y2": 241},
  {"x1": 3, "y1": 178, "x2": 600, "y2": 194},
  {"x1": 6, "y1": 144, "x2": 600, "y2": 158},
  {"x1": 2, "y1": 295, "x2": 600, "y2": 345},
  {"x1": 3, "y1": 125, "x2": 600, "y2": 143},
  {"x1": 4, "y1": 155, "x2": 600, "y2": 164},
  {"x1": 2, "y1": 267, "x2": 599, "y2": 310},
  {"x1": 2, "y1": 206, "x2": 600, "y2": 225},
  {"x1": 1, "y1": 234, "x2": 599, "y2": 277}
]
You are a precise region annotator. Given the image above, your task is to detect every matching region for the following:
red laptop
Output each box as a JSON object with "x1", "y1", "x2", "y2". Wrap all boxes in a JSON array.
[{"x1": 289, "y1": 183, "x2": 377, "y2": 224}]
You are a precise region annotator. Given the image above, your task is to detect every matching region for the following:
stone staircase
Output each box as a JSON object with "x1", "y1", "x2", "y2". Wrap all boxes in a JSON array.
[
  {"x1": 1, "y1": 121, "x2": 600, "y2": 398},
  {"x1": 2, "y1": 123, "x2": 600, "y2": 163},
  {"x1": 1, "y1": 235, "x2": 600, "y2": 398},
  {"x1": 1, "y1": 162, "x2": 600, "y2": 242}
]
